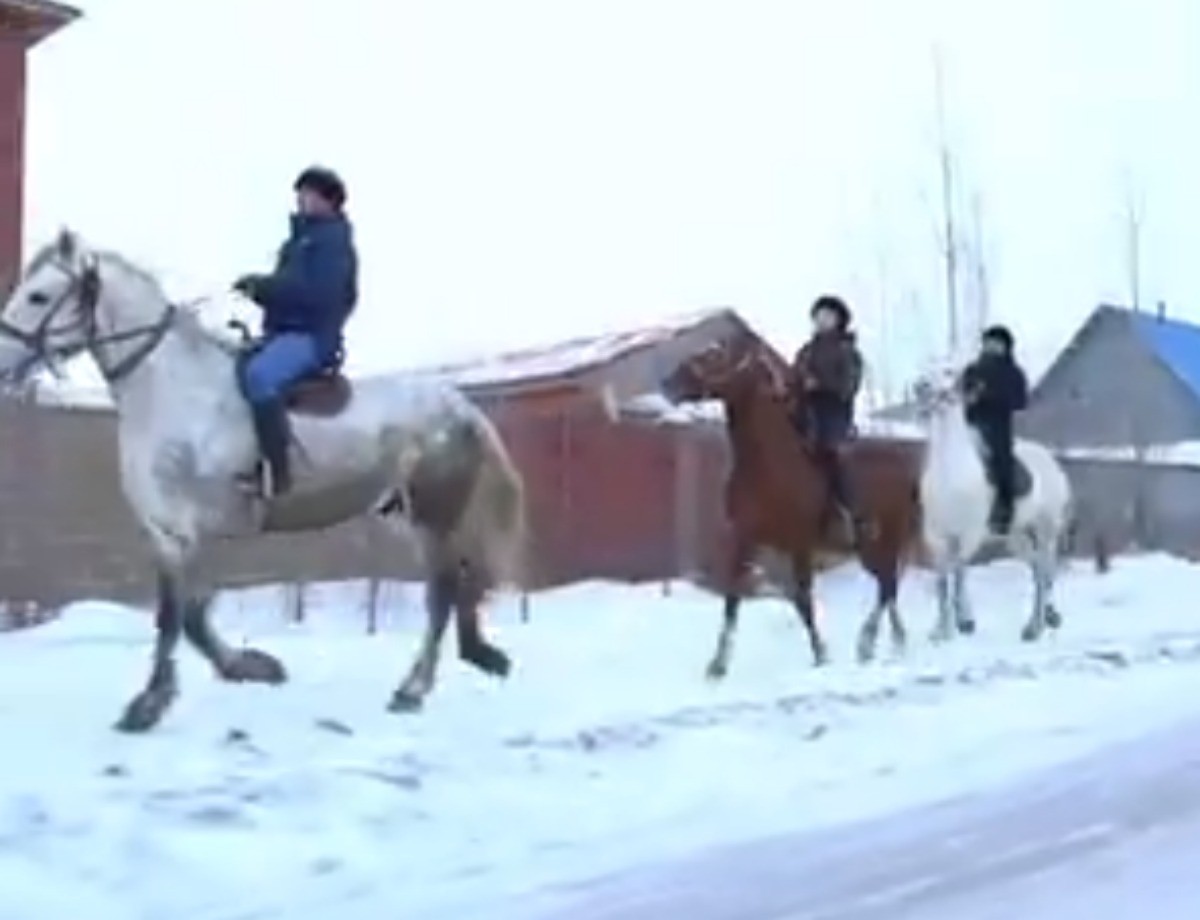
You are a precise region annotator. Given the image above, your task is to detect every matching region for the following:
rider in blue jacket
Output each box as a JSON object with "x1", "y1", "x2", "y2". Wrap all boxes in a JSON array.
[{"x1": 233, "y1": 166, "x2": 358, "y2": 497}]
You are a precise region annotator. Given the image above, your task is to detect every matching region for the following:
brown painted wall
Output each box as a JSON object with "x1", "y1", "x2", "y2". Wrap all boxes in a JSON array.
[
  {"x1": 0, "y1": 394, "x2": 727, "y2": 608},
  {"x1": 0, "y1": 399, "x2": 425, "y2": 607},
  {"x1": 1, "y1": 387, "x2": 1160, "y2": 611},
  {"x1": 0, "y1": 36, "x2": 24, "y2": 289}
]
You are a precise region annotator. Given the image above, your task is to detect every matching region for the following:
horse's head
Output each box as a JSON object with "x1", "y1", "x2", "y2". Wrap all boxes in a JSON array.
[
  {"x1": 0, "y1": 228, "x2": 103, "y2": 385},
  {"x1": 911, "y1": 359, "x2": 965, "y2": 419},
  {"x1": 661, "y1": 333, "x2": 788, "y2": 406}
]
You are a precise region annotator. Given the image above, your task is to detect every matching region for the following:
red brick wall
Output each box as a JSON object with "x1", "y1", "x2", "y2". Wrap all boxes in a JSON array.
[
  {"x1": 494, "y1": 404, "x2": 686, "y2": 587},
  {"x1": 0, "y1": 37, "x2": 24, "y2": 289}
]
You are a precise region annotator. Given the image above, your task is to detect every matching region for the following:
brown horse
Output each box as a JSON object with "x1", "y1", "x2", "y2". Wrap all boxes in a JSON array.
[{"x1": 661, "y1": 332, "x2": 921, "y2": 675}]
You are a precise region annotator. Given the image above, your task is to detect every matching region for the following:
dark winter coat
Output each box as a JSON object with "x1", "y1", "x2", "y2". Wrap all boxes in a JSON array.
[
  {"x1": 252, "y1": 212, "x2": 358, "y2": 360},
  {"x1": 791, "y1": 330, "x2": 863, "y2": 446},
  {"x1": 792, "y1": 330, "x2": 863, "y2": 404},
  {"x1": 962, "y1": 353, "x2": 1028, "y2": 430}
]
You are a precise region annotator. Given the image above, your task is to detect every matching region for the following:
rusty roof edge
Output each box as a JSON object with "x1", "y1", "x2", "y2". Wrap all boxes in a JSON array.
[
  {"x1": 432, "y1": 306, "x2": 745, "y2": 393},
  {"x1": 2, "y1": 0, "x2": 80, "y2": 45},
  {"x1": 1, "y1": 0, "x2": 80, "y2": 22}
]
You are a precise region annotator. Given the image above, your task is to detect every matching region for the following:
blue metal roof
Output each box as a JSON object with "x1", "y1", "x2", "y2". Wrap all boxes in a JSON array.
[{"x1": 1130, "y1": 310, "x2": 1200, "y2": 403}]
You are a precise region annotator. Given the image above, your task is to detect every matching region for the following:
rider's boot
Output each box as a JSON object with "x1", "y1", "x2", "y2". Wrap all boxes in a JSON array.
[
  {"x1": 824, "y1": 452, "x2": 867, "y2": 547},
  {"x1": 251, "y1": 400, "x2": 292, "y2": 498},
  {"x1": 989, "y1": 493, "x2": 1014, "y2": 536}
]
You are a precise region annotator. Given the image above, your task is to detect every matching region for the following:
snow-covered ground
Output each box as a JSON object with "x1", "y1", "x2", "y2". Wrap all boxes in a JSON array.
[{"x1": 2, "y1": 555, "x2": 1200, "y2": 920}]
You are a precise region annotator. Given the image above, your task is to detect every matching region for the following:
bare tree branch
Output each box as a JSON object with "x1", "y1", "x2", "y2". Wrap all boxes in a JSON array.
[{"x1": 933, "y1": 46, "x2": 960, "y2": 353}]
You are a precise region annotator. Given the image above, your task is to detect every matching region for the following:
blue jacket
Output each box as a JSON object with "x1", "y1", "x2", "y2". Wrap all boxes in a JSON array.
[{"x1": 256, "y1": 212, "x2": 358, "y2": 360}]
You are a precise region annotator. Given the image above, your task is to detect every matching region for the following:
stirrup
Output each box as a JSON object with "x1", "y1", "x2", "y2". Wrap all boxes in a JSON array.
[
  {"x1": 989, "y1": 507, "x2": 1013, "y2": 535},
  {"x1": 236, "y1": 460, "x2": 282, "y2": 500}
]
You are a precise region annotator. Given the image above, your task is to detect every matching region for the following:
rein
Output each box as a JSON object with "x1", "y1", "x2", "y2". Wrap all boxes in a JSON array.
[{"x1": 0, "y1": 256, "x2": 178, "y2": 385}]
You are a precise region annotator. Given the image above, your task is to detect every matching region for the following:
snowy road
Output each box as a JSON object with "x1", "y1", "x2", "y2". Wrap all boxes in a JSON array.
[
  {"x1": 4, "y1": 555, "x2": 1200, "y2": 918},
  {"x1": 519, "y1": 713, "x2": 1200, "y2": 919}
]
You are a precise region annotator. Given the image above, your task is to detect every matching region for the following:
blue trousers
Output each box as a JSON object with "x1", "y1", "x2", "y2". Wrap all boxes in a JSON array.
[{"x1": 241, "y1": 333, "x2": 321, "y2": 406}]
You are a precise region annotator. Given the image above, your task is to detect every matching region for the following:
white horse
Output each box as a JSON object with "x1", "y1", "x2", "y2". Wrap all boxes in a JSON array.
[
  {"x1": 0, "y1": 228, "x2": 527, "y2": 732},
  {"x1": 913, "y1": 362, "x2": 1071, "y2": 644}
]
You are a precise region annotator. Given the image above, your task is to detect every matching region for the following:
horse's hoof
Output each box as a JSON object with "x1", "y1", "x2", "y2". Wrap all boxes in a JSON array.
[
  {"x1": 813, "y1": 646, "x2": 831, "y2": 667},
  {"x1": 855, "y1": 638, "x2": 875, "y2": 665},
  {"x1": 223, "y1": 648, "x2": 288, "y2": 685},
  {"x1": 957, "y1": 619, "x2": 977, "y2": 636},
  {"x1": 114, "y1": 689, "x2": 174, "y2": 734},
  {"x1": 483, "y1": 648, "x2": 512, "y2": 679},
  {"x1": 705, "y1": 662, "x2": 727, "y2": 682},
  {"x1": 1021, "y1": 625, "x2": 1042, "y2": 643},
  {"x1": 387, "y1": 692, "x2": 424, "y2": 714},
  {"x1": 463, "y1": 644, "x2": 512, "y2": 679},
  {"x1": 1045, "y1": 608, "x2": 1063, "y2": 630}
]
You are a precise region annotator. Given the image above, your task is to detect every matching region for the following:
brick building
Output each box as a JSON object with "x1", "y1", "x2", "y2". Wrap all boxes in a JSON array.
[{"x1": 0, "y1": 0, "x2": 78, "y2": 286}]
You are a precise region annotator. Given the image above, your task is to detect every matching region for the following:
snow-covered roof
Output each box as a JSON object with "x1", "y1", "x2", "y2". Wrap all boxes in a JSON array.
[
  {"x1": 1057, "y1": 441, "x2": 1200, "y2": 469},
  {"x1": 425, "y1": 307, "x2": 739, "y2": 390}
]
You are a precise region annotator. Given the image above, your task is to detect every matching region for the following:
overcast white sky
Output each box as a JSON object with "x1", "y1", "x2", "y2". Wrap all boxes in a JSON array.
[{"x1": 22, "y1": 0, "x2": 1200, "y2": 392}]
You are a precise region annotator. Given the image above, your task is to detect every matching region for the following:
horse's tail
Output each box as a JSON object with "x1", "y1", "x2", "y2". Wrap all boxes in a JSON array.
[{"x1": 455, "y1": 406, "x2": 529, "y2": 592}]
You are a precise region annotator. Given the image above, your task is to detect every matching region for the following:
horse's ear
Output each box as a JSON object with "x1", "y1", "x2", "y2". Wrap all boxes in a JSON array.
[{"x1": 55, "y1": 227, "x2": 77, "y2": 261}]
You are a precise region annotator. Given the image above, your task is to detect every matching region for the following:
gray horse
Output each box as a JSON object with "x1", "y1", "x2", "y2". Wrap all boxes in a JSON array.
[{"x1": 0, "y1": 229, "x2": 527, "y2": 732}]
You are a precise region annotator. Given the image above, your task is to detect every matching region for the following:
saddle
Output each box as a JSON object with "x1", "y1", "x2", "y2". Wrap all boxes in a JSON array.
[
  {"x1": 286, "y1": 367, "x2": 353, "y2": 418},
  {"x1": 231, "y1": 328, "x2": 354, "y2": 419}
]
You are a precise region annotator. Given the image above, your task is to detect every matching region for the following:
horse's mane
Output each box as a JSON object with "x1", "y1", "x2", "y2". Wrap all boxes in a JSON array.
[{"x1": 94, "y1": 250, "x2": 243, "y2": 356}]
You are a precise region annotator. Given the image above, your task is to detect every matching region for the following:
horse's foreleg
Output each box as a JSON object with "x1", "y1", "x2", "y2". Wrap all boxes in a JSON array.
[
  {"x1": 453, "y1": 561, "x2": 511, "y2": 678},
  {"x1": 115, "y1": 570, "x2": 184, "y2": 733},
  {"x1": 181, "y1": 591, "x2": 287, "y2": 686},
  {"x1": 886, "y1": 596, "x2": 906, "y2": 654},
  {"x1": 858, "y1": 563, "x2": 904, "y2": 664},
  {"x1": 707, "y1": 537, "x2": 753, "y2": 680},
  {"x1": 790, "y1": 557, "x2": 828, "y2": 667},
  {"x1": 952, "y1": 562, "x2": 975, "y2": 635},
  {"x1": 930, "y1": 563, "x2": 955, "y2": 644},
  {"x1": 390, "y1": 568, "x2": 455, "y2": 712}
]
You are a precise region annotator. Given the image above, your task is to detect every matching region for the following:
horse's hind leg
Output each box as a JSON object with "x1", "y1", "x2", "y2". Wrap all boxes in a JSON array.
[
  {"x1": 452, "y1": 561, "x2": 511, "y2": 678},
  {"x1": 1020, "y1": 530, "x2": 1059, "y2": 642},
  {"x1": 389, "y1": 567, "x2": 455, "y2": 713},
  {"x1": 115, "y1": 568, "x2": 185, "y2": 732}
]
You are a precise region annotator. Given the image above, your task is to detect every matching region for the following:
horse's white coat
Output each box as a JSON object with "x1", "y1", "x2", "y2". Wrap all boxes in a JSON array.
[
  {"x1": 0, "y1": 229, "x2": 525, "y2": 728},
  {"x1": 915, "y1": 362, "x2": 1072, "y2": 643}
]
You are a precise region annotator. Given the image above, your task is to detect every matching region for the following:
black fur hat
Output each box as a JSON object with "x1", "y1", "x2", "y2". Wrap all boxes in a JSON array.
[
  {"x1": 982, "y1": 324, "x2": 1015, "y2": 352},
  {"x1": 294, "y1": 166, "x2": 347, "y2": 209},
  {"x1": 810, "y1": 295, "x2": 851, "y2": 330}
]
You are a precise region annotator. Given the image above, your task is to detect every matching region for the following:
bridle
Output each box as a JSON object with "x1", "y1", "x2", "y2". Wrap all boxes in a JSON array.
[
  {"x1": 0, "y1": 253, "x2": 177, "y2": 385},
  {"x1": 687, "y1": 340, "x2": 787, "y2": 401},
  {"x1": 913, "y1": 371, "x2": 964, "y2": 418}
]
